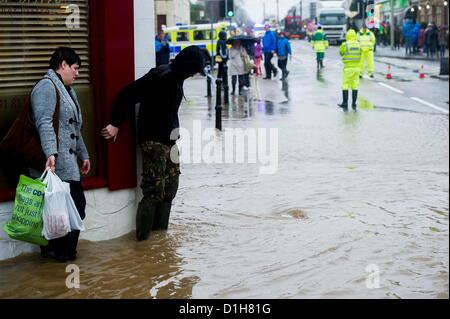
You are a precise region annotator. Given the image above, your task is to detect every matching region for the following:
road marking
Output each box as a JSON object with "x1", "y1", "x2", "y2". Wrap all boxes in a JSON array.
[
  {"x1": 410, "y1": 97, "x2": 449, "y2": 114},
  {"x1": 378, "y1": 82, "x2": 404, "y2": 94}
]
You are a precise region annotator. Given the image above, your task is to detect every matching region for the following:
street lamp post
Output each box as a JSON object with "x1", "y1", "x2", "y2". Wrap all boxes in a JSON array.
[
  {"x1": 300, "y1": 0, "x2": 303, "y2": 18},
  {"x1": 263, "y1": 2, "x2": 266, "y2": 22},
  {"x1": 277, "y1": 0, "x2": 280, "y2": 24},
  {"x1": 390, "y1": 0, "x2": 395, "y2": 50},
  {"x1": 444, "y1": 1, "x2": 449, "y2": 26}
]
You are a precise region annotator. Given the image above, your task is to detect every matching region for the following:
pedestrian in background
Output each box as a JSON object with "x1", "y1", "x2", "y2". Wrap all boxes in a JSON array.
[
  {"x1": 33, "y1": 47, "x2": 90, "y2": 262},
  {"x1": 242, "y1": 39, "x2": 255, "y2": 89},
  {"x1": 413, "y1": 22, "x2": 421, "y2": 54},
  {"x1": 424, "y1": 23, "x2": 437, "y2": 58},
  {"x1": 403, "y1": 19, "x2": 414, "y2": 55},
  {"x1": 358, "y1": 23, "x2": 376, "y2": 78},
  {"x1": 394, "y1": 25, "x2": 401, "y2": 50},
  {"x1": 216, "y1": 29, "x2": 229, "y2": 92},
  {"x1": 262, "y1": 23, "x2": 278, "y2": 80},
  {"x1": 312, "y1": 25, "x2": 329, "y2": 70},
  {"x1": 438, "y1": 25, "x2": 448, "y2": 58},
  {"x1": 155, "y1": 31, "x2": 170, "y2": 66},
  {"x1": 229, "y1": 40, "x2": 246, "y2": 95},
  {"x1": 418, "y1": 23, "x2": 426, "y2": 54},
  {"x1": 101, "y1": 46, "x2": 207, "y2": 241},
  {"x1": 276, "y1": 32, "x2": 292, "y2": 80},
  {"x1": 338, "y1": 30, "x2": 362, "y2": 111},
  {"x1": 254, "y1": 38, "x2": 263, "y2": 77}
]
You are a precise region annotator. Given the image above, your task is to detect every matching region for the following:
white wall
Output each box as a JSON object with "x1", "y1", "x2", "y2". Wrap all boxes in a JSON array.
[
  {"x1": 0, "y1": 0, "x2": 155, "y2": 261},
  {"x1": 136, "y1": 0, "x2": 156, "y2": 77},
  {"x1": 155, "y1": 0, "x2": 190, "y2": 27},
  {"x1": 0, "y1": 188, "x2": 138, "y2": 260}
]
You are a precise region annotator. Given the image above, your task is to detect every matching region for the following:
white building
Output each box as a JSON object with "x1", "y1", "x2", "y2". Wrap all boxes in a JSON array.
[{"x1": 155, "y1": 0, "x2": 191, "y2": 32}]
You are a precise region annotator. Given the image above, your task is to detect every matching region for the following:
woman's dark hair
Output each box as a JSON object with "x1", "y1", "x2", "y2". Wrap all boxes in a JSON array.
[{"x1": 49, "y1": 47, "x2": 81, "y2": 70}]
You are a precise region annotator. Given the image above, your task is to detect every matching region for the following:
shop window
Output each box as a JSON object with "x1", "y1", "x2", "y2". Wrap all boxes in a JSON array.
[{"x1": 0, "y1": 0, "x2": 97, "y2": 192}]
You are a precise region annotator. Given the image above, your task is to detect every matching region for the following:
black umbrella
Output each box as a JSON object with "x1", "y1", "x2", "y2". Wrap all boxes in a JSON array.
[{"x1": 226, "y1": 35, "x2": 257, "y2": 45}]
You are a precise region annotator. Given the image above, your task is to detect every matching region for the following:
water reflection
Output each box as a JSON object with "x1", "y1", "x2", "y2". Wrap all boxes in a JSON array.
[
  {"x1": 0, "y1": 231, "x2": 199, "y2": 299},
  {"x1": 342, "y1": 109, "x2": 361, "y2": 130},
  {"x1": 316, "y1": 69, "x2": 325, "y2": 84},
  {"x1": 358, "y1": 97, "x2": 375, "y2": 110},
  {"x1": 281, "y1": 80, "x2": 290, "y2": 100}
]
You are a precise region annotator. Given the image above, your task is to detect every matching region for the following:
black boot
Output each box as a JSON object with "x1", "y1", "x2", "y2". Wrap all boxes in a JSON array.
[
  {"x1": 338, "y1": 90, "x2": 349, "y2": 111},
  {"x1": 320, "y1": 60, "x2": 324, "y2": 68},
  {"x1": 66, "y1": 230, "x2": 80, "y2": 261},
  {"x1": 352, "y1": 90, "x2": 358, "y2": 110},
  {"x1": 152, "y1": 201, "x2": 172, "y2": 231},
  {"x1": 136, "y1": 199, "x2": 156, "y2": 241}
]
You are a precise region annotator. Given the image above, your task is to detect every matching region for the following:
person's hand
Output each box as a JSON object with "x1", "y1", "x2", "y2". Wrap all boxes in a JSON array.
[
  {"x1": 101, "y1": 124, "x2": 119, "y2": 142},
  {"x1": 45, "y1": 155, "x2": 56, "y2": 172},
  {"x1": 80, "y1": 159, "x2": 91, "y2": 175}
]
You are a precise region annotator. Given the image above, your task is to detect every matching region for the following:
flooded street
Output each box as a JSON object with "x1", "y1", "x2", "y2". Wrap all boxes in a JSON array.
[{"x1": 1, "y1": 41, "x2": 448, "y2": 299}]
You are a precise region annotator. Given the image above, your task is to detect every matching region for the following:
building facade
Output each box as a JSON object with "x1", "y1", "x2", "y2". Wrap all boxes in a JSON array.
[
  {"x1": 155, "y1": 0, "x2": 190, "y2": 33},
  {"x1": 376, "y1": 0, "x2": 448, "y2": 25},
  {"x1": 0, "y1": 0, "x2": 156, "y2": 260}
]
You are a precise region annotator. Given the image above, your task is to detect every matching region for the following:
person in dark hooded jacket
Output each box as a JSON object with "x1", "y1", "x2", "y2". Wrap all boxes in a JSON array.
[
  {"x1": 216, "y1": 30, "x2": 229, "y2": 93},
  {"x1": 101, "y1": 46, "x2": 207, "y2": 241}
]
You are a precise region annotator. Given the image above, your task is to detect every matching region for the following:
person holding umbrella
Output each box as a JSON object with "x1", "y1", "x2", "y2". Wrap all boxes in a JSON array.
[
  {"x1": 226, "y1": 35, "x2": 257, "y2": 94},
  {"x1": 228, "y1": 39, "x2": 246, "y2": 95}
]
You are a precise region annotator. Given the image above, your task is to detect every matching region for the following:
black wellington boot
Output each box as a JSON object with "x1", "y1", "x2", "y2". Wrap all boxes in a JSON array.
[
  {"x1": 136, "y1": 199, "x2": 157, "y2": 241},
  {"x1": 352, "y1": 90, "x2": 358, "y2": 110},
  {"x1": 338, "y1": 90, "x2": 349, "y2": 111},
  {"x1": 66, "y1": 230, "x2": 80, "y2": 261},
  {"x1": 152, "y1": 201, "x2": 172, "y2": 231}
]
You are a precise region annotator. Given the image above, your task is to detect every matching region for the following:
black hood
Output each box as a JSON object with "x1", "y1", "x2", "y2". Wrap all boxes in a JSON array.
[
  {"x1": 219, "y1": 30, "x2": 227, "y2": 40},
  {"x1": 170, "y1": 46, "x2": 207, "y2": 80}
]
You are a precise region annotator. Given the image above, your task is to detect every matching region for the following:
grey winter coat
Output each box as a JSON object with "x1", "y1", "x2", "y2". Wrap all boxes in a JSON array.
[
  {"x1": 229, "y1": 46, "x2": 246, "y2": 76},
  {"x1": 30, "y1": 69, "x2": 89, "y2": 181}
]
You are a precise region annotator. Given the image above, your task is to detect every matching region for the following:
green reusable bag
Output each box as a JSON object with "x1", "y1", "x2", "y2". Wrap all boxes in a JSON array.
[{"x1": 3, "y1": 173, "x2": 48, "y2": 246}]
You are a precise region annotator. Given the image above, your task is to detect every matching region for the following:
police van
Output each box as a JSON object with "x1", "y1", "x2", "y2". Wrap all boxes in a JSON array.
[{"x1": 163, "y1": 22, "x2": 237, "y2": 59}]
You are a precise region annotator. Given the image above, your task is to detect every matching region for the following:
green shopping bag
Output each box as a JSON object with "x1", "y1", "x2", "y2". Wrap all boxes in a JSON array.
[{"x1": 3, "y1": 173, "x2": 48, "y2": 246}]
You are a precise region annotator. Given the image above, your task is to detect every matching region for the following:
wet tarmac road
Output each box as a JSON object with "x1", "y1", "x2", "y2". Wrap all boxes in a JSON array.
[{"x1": 0, "y1": 40, "x2": 448, "y2": 299}]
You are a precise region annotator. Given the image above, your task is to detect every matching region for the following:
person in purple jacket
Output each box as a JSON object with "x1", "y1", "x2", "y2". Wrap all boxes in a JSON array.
[{"x1": 254, "y1": 38, "x2": 263, "y2": 76}]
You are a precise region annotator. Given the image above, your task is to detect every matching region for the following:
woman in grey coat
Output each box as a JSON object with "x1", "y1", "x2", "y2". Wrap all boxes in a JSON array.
[
  {"x1": 229, "y1": 40, "x2": 246, "y2": 95},
  {"x1": 31, "y1": 47, "x2": 90, "y2": 262}
]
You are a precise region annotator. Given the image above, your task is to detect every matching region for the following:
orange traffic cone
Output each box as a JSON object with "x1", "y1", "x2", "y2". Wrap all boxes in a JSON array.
[
  {"x1": 419, "y1": 65, "x2": 425, "y2": 79},
  {"x1": 386, "y1": 65, "x2": 392, "y2": 79}
]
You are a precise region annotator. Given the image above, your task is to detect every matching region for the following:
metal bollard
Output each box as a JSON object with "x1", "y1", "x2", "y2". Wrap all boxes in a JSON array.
[
  {"x1": 215, "y1": 78, "x2": 222, "y2": 131},
  {"x1": 207, "y1": 76, "x2": 212, "y2": 97},
  {"x1": 223, "y1": 67, "x2": 229, "y2": 105}
]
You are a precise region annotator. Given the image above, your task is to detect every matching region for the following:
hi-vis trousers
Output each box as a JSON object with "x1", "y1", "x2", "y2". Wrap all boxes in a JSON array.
[{"x1": 360, "y1": 50, "x2": 374, "y2": 76}]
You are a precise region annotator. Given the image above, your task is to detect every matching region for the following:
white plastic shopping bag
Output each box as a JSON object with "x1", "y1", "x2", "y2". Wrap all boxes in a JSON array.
[
  {"x1": 61, "y1": 181, "x2": 85, "y2": 232},
  {"x1": 42, "y1": 170, "x2": 70, "y2": 240},
  {"x1": 42, "y1": 170, "x2": 84, "y2": 240}
]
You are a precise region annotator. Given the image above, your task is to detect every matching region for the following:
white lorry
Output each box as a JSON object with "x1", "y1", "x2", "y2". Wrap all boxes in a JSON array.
[{"x1": 317, "y1": 0, "x2": 347, "y2": 45}]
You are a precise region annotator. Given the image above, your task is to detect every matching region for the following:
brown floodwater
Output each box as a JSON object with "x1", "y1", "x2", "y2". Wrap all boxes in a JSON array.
[{"x1": 1, "y1": 44, "x2": 449, "y2": 298}]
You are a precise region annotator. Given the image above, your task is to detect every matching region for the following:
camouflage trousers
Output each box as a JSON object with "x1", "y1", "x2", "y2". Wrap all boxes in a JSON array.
[{"x1": 140, "y1": 141, "x2": 180, "y2": 205}]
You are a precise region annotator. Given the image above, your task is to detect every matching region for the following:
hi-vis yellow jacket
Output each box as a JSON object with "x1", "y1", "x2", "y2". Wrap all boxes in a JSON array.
[{"x1": 357, "y1": 30, "x2": 375, "y2": 52}]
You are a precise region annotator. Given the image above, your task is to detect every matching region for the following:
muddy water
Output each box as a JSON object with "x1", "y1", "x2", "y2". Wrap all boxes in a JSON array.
[{"x1": 1, "y1": 45, "x2": 448, "y2": 299}]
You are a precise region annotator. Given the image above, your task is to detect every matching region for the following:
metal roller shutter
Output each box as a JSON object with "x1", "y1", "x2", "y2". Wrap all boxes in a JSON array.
[{"x1": 0, "y1": 0, "x2": 90, "y2": 89}]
